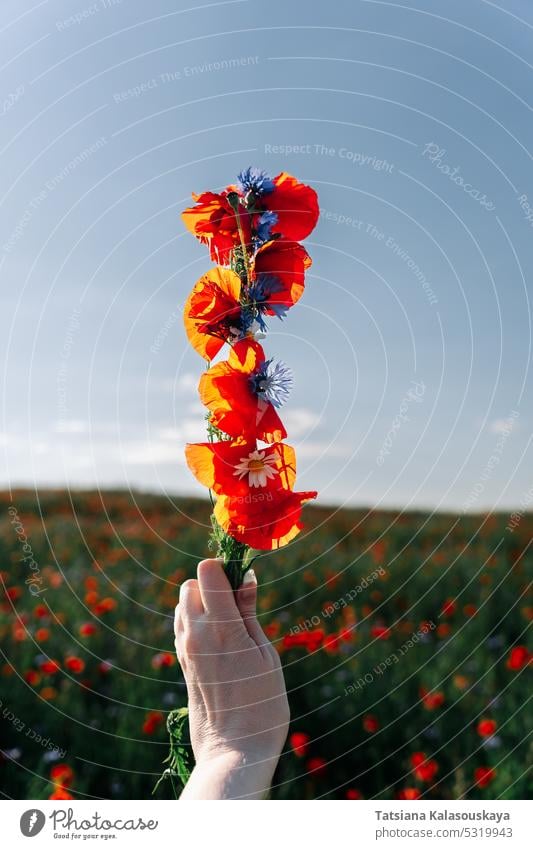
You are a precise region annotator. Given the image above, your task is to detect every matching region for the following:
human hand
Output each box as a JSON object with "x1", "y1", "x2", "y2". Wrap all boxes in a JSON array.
[{"x1": 174, "y1": 558, "x2": 290, "y2": 799}]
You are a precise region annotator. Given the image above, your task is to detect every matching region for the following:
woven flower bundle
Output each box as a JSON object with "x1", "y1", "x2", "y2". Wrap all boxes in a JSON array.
[{"x1": 181, "y1": 168, "x2": 319, "y2": 589}]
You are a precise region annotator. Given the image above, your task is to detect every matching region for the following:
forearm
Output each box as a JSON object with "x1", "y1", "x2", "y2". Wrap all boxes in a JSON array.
[{"x1": 180, "y1": 749, "x2": 278, "y2": 800}]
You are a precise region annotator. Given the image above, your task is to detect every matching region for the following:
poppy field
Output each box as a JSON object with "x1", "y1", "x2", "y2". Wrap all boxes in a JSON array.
[{"x1": 0, "y1": 488, "x2": 531, "y2": 800}]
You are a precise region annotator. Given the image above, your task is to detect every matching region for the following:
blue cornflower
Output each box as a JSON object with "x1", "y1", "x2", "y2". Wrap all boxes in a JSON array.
[
  {"x1": 249, "y1": 359, "x2": 293, "y2": 408},
  {"x1": 246, "y1": 273, "x2": 288, "y2": 330},
  {"x1": 237, "y1": 167, "x2": 275, "y2": 196},
  {"x1": 255, "y1": 210, "x2": 278, "y2": 242}
]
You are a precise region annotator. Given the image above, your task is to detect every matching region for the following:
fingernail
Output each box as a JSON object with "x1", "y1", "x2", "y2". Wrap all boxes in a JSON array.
[{"x1": 242, "y1": 568, "x2": 257, "y2": 586}]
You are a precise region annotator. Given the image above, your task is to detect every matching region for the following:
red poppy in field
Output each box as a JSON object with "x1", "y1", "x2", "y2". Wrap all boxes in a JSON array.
[
  {"x1": 79, "y1": 622, "x2": 98, "y2": 637},
  {"x1": 397, "y1": 787, "x2": 421, "y2": 800},
  {"x1": 49, "y1": 787, "x2": 73, "y2": 800},
  {"x1": 199, "y1": 339, "x2": 290, "y2": 443},
  {"x1": 474, "y1": 766, "x2": 496, "y2": 788},
  {"x1": 283, "y1": 629, "x2": 325, "y2": 652},
  {"x1": 477, "y1": 718, "x2": 497, "y2": 737},
  {"x1": 371, "y1": 623, "x2": 391, "y2": 640},
  {"x1": 181, "y1": 190, "x2": 252, "y2": 265},
  {"x1": 214, "y1": 485, "x2": 316, "y2": 550},
  {"x1": 35, "y1": 628, "x2": 50, "y2": 642},
  {"x1": 346, "y1": 788, "x2": 364, "y2": 799},
  {"x1": 24, "y1": 669, "x2": 41, "y2": 686},
  {"x1": 185, "y1": 439, "x2": 297, "y2": 496},
  {"x1": 94, "y1": 597, "x2": 117, "y2": 615},
  {"x1": 411, "y1": 751, "x2": 439, "y2": 783},
  {"x1": 51, "y1": 764, "x2": 74, "y2": 788},
  {"x1": 151, "y1": 652, "x2": 176, "y2": 669},
  {"x1": 441, "y1": 597, "x2": 457, "y2": 617},
  {"x1": 65, "y1": 656, "x2": 85, "y2": 674},
  {"x1": 40, "y1": 659, "x2": 60, "y2": 675},
  {"x1": 506, "y1": 645, "x2": 530, "y2": 670},
  {"x1": 142, "y1": 711, "x2": 165, "y2": 735},
  {"x1": 420, "y1": 687, "x2": 445, "y2": 710},
  {"x1": 323, "y1": 633, "x2": 341, "y2": 654},
  {"x1": 289, "y1": 732, "x2": 310, "y2": 757},
  {"x1": 362, "y1": 714, "x2": 379, "y2": 733},
  {"x1": 306, "y1": 756, "x2": 327, "y2": 777}
]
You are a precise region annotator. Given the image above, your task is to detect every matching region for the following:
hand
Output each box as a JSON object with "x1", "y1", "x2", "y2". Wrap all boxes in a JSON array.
[{"x1": 174, "y1": 558, "x2": 290, "y2": 799}]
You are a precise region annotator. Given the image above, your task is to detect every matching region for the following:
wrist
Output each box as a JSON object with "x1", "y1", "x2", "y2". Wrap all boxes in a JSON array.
[{"x1": 182, "y1": 746, "x2": 280, "y2": 800}]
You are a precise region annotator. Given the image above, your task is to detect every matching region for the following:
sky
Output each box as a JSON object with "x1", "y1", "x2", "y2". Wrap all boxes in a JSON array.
[{"x1": 1, "y1": 0, "x2": 532, "y2": 513}]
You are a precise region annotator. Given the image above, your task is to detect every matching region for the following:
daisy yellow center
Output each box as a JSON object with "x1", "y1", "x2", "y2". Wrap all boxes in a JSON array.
[
  {"x1": 248, "y1": 459, "x2": 265, "y2": 471},
  {"x1": 233, "y1": 450, "x2": 279, "y2": 488}
]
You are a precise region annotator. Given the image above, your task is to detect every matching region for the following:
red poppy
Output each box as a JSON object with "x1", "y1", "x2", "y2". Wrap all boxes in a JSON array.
[
  {"x1": 474, "y1": 766, "x2": 496, "y2": 788},
  {"x1": 93, "y1": 597, "x2": 117, "y2": 615},
  {"x1": 151, "y1": 652, "x2": 176, "y2": 669},
  {"x1": 323, "y1": 633, "x2": 341, "y2": 654},
  {"x1": 79, "y1": 622, "x2": 98, "y2": 637},
  {"x1": 371, "y1": 624, "x2": 391, "y2": 640},
  {"x1": 24, "y1": 669, "x2": 41, "y2": 686},
  {"x1": 441, "y1": 598, "x2": 457, "y2": 617},
  {"x1": 289, "y1": 732, "x2": 310, "y2": 757},
  {"x1": 184, "y1": 241, "x2": 311, "y2": 362},
  {"x1": 184, "y1": 266, "x2": 243, "y2": 361},
  {"x1": 477, "y1": 718, "x2": 497, "y2": 737},
  {"x1": 346, "y1": 788, "x2": 364, "y2": 799},
  {"x1": 252, "y1": 238, "x2": 311, "y2": 312},
  {"x1": 362, "y1": 714, "x2": 379, "y2": 733},
  {"x1": 262, "y1": 172, "x2": 319, "y2": 241},
  {"x1": 181, "y1": 172, "x2": 318, "y2": 264},
  {"x1": 214, "y1": 486, "x2": 316, "y2": 550},
  {"x1": 40, "y1": 659, "x2": 60, "y2": 675},
  {"x1": 283, "y1": 629, "x2": 325, "y2": 651},
  {"x1": 51, "y1": 764, "x2": 74, "y2": 788},
  {"x1": 506, "y1": 645, "x2": 530, "y2": 670},
  {"x1": 185, "y1": 439, "x2": 297, "y2": 496},
  {"x1": 181, "y1": 190, "x2": 252, "y2": 265},
  {"x1": 49, "y1": 787, "x2": 73, "y2": 800},
  {"x1": 306, "y1": 756, "x2": 327, "y2": 777},
  {"x1": 142, "y1": 711, "x2": 165, "y2": 735},
  {"x1": 199, "y1": 339, "x2": 288, "y2": 443},
  {"x1": 64, "y1": 656, "x2": 85, "y2": 674},
  {"x1": 411, "y1": 751, "x2": 439, "y2": 783},
  {"x1": 420, "y1": 687, "x2": 445, "y2": 710},
  {"x1": 397, "y1": 787, "x2": 421, "y2": 800}
]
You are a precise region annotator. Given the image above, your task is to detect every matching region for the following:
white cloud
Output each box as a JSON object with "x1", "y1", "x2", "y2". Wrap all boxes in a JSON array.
[{"x1": 283, "y1": 407, "x2": 321, "y2": 437}]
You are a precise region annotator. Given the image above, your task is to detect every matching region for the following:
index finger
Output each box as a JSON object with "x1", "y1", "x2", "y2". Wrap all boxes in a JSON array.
[{"x1": 197, "y1": 558, "x2": 241, "y2": 620}]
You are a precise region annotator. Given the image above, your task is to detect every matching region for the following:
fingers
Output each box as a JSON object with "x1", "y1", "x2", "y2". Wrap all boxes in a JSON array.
[
  {"x1": 178, "y1": 578, "x2": 204, "y2": 624},
  {"x1": 235, "y1": 569, "x2": 270, "y2": 648},
  {"x1": 197, "y1": 558, "x2": 240, "y2": 620}
]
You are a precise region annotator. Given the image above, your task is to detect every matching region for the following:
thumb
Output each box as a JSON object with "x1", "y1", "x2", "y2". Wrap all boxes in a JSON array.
[{"x1": 236, "y1": 569, "x2": 269, "y2": 648}]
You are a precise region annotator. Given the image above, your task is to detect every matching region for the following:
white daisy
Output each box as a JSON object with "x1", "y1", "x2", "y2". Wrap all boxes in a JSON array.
[{"x1": 233, "y1": 449, "x2": 279, "y2": 488}]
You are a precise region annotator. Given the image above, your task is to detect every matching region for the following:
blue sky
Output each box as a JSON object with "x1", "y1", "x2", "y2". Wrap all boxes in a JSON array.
[{"x1": 1, "y1": 0, "x2": 532, "y2": 512}]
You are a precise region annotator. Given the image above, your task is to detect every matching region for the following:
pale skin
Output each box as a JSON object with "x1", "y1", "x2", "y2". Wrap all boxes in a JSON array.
[{"x1": 174, "y1": 558, "x2": 290, "y2": 799}]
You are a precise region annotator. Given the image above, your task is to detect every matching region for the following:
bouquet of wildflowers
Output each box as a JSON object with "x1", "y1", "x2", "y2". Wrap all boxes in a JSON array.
[
  {"x1": 180, "y1": 167, "x2": 320, "y2": 590},
  {"x1": 156, "y1": 167, "x2": 319, "y2": 793}
]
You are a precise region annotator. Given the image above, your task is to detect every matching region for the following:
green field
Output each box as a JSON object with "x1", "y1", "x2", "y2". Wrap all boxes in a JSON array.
[{"x1": 0, "y1": 489, "x2": 531, "y2": 800}]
